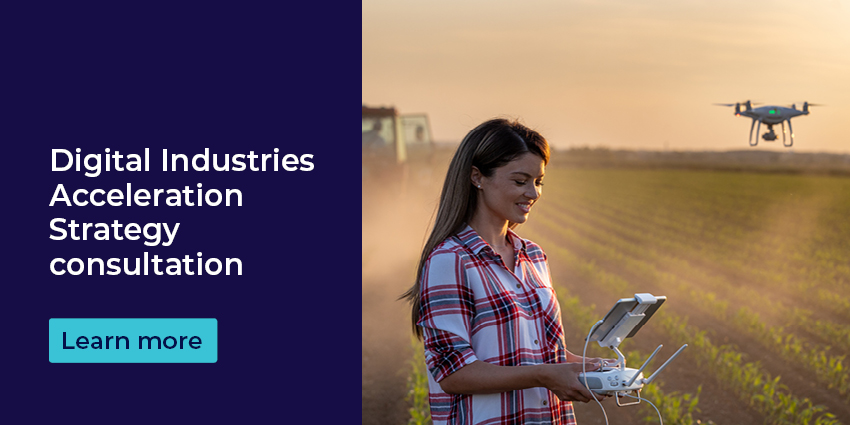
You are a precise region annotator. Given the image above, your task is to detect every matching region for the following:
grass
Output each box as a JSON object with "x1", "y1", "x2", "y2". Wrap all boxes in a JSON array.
[{"x1": 405, "y1": 337, "x2": 431, "y2": 425}]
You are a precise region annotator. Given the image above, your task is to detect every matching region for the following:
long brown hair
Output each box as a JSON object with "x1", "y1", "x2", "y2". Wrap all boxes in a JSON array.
[{"x1": 400, "y1": 118, "x2": 550, "y2": 338}]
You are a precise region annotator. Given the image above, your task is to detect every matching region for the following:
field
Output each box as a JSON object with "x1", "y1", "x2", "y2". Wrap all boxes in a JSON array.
[{"x1": 362, "y1": 148, "x2": 850, "y2": 425}]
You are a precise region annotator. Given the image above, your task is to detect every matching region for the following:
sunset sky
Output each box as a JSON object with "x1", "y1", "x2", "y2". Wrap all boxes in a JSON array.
[{"x1": 362, "y1": 0, "x2": 850, "y2": 152}]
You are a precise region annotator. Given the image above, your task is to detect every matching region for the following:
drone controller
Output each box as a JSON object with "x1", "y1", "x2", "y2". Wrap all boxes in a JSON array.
[
  {"x1": 579, "y1": 367, "x2": 645, "y2": 394},
  {"x1": 577, "y1": 293, "x2": 688, "y2": 406}
]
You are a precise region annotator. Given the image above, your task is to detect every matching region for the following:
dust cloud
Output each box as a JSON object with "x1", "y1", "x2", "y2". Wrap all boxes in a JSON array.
[{"x1": 361, "y1": 152, "x2": 449, "y2": 425}]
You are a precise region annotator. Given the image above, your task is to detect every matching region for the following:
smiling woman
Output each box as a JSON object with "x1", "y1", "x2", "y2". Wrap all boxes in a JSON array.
[
  {"x1": 470, "y1": 152, "x2": 545, "y2": 263},
  {"x1": 400, "y1": 118, "x2": 608, "y2": 425}
]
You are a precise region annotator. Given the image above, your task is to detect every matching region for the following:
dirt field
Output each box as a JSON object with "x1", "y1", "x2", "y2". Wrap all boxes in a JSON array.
[
  {"x1": 362, "y1": 149, "x2": 850, "y2": 424},
  {"x1": 362, "y1": 159, "x2": 444, "y2": 425}
]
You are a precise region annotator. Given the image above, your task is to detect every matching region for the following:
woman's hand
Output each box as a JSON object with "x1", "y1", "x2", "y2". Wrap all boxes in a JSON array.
[
  {"x1": 565, "y1": 352, "x2": 617, "y2": 369},
  {"x1": 587, "y1": 357, "x2": 617, "y2": 369},
  {"x1": 538, "y1": 362, "x2": 603, "y2": 403}
]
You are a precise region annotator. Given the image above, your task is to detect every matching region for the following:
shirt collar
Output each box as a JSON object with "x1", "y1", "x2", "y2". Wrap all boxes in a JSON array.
[{"x1": 457, "y1": 224, "x2": 527, "y2": 256}]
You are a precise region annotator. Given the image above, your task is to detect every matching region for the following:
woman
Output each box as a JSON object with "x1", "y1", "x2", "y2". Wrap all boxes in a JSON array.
[{"x1": 402, "y1": 118, "x2": 604, "y2": 424}]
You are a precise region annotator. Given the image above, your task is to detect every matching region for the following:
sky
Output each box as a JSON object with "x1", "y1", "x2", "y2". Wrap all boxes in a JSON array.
[{"x1": 362, "y1": 0, "x2": 850, "y2": 152}]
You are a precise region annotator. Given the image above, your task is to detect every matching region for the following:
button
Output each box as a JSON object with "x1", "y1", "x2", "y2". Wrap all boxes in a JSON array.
[
  {"x1": 49, "y1": 318, "x2": 217, "y2": 363},
  {"x1": 542, "y1": 400, "x2": 548, "y2": 406},
  {"x1": 534, "y1": 339, "x2": 539, "y2": 345},
  {"x1": 516, "y1": 284, "x2": 521, "y2": 289}
]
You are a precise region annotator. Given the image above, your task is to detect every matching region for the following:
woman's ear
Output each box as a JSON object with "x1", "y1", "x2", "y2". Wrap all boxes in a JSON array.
[{"x1": 470, "y1": 166, "x2": 483, "y2": 189}]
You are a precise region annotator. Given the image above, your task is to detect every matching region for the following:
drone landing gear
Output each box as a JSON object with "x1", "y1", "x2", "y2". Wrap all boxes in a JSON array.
[
  {"x1": 784, "y1": 120, "x2": 794, "y2": 147},
  {"x1": 750, "y1": 121, "x2": 794, "y2": 147},
  {"x1": 749, "y1": 119, "x2": 758, "y2": 146}
]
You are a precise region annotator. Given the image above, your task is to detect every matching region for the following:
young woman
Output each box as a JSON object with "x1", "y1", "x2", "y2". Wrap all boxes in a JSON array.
[{"x1": 402, "y1": 118, "x2": 605, "y2": 424}]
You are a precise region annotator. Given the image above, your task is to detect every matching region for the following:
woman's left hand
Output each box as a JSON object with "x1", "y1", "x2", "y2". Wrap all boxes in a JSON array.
[{"x1": 565, "y1": 352, "x2": 615, "y2": 369}]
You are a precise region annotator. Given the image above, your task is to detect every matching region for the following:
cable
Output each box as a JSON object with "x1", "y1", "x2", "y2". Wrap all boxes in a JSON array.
[
  {"x1": 582, "y1": 319, "x2": 608, "y2": 425},
  {"x1": 622, "y1": 393, "x2": 663, "y2": 425}
]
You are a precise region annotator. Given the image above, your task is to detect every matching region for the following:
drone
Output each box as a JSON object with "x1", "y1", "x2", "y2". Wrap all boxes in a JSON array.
[{"x1": 715, "y1": 100, "x2": 820, "y2": 147}]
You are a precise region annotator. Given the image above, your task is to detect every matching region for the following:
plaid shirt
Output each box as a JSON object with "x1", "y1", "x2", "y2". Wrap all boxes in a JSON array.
[{"x1": 418, "y1": 225, "x2": 574, "y2": 425}]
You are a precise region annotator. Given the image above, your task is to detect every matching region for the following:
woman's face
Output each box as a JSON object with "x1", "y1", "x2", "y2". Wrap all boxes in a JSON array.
[{"x1": 472, "y1": 152, "x2": 545, "y2": 225}]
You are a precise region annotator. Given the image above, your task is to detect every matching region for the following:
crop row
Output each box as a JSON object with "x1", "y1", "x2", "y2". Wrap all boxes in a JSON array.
[
  {"x1": 786, "y1": 308, "x2": 850, "y2": 354},
  {"x1": 735, "y1": 308, "x2": 849, "y2": 397}
]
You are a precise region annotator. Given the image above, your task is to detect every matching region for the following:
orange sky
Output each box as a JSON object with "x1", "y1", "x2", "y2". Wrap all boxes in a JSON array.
[{"x1": 362, "y1": 0, "x2": 850, "y2": 152}]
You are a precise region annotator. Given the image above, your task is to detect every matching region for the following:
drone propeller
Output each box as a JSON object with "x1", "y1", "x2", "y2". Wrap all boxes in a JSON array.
[
  {"x1": 714, "y1": 101, "x2": 755, "y2": 115},
  {"x1": 791, "y1": 101, "x2": 825, "y2": 108},
  {"x1": 717, "y1": 100, "x2": 763, "y2": 109},
  {"x1": 791, "y1": 102, "x2": 824, "y2": 114},
  {"x1": 713, "y1": 101, "x2": 756, "y2": 105}
]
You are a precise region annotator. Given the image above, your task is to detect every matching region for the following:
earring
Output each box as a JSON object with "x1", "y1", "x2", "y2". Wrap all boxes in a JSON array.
[{"x1": 477, "y1": 185, "x2": 482, "y2": 189}]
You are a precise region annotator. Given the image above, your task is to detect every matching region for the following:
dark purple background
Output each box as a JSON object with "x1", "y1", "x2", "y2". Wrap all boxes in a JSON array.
[{"x1": 5, "y1": 4, "x2": 361, "y2": 423}]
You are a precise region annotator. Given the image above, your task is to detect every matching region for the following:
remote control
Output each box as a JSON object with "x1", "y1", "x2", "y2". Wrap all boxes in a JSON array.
[
  {"x1": 578, "y1": 367, "x2": 645, "y2": 395},
  {"x1": 577, "y1": 294, "x2": 688, "y2": 406}
]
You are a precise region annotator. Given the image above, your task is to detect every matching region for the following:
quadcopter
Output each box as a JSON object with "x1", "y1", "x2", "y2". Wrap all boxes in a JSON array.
[{"x1": 715, "y1": 100, "x2": 820, "y2": 147}]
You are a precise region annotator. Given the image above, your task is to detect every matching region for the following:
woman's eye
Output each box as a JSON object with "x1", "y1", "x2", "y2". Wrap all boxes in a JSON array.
[
  {"x1": 536, "y1": 180, "x2": 544, "y2": 187},
  {"x1": 514, "y1": 180, "x2": 527, "y2": 185}
]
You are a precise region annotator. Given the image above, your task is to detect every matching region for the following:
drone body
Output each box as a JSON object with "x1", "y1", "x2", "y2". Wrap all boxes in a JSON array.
[{"x1": 716, "y1": 100, "x2": 818, "y2": 147}]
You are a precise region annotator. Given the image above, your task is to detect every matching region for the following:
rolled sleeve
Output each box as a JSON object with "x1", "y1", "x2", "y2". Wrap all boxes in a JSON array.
[
  {"x1": 417, "y1": 251, "x2": 477, "y2": 382},
  {"x1": 423, "y1": 327, "x2": 479, "y2": 382}
]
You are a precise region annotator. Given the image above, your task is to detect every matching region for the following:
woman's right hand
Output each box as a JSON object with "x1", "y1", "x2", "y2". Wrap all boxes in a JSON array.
[{"x1": 538, "y1": 362, "x2": 603, "y2": 403}]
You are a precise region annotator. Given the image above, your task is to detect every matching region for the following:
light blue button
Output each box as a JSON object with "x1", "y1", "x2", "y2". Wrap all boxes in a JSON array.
[{"x1": 49, "y1": 318, "x2": 217, "y2": 363}]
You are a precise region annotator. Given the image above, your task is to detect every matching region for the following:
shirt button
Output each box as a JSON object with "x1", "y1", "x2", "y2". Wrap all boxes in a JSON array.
[
  {"x1": 542, "y1": 400, "x2": 548, "y2": 406},
  {"x1": 516, "y1": 284, "x2": 521, "y2": 289},
  {"x1": 534, "y1": 339, "x2": 539, "y2": 345}
]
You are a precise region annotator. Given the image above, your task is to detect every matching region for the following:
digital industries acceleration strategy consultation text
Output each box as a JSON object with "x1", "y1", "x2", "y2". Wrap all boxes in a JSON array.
[{"x1": 48, "y1": 148, "x2": 314, "y2": 277}]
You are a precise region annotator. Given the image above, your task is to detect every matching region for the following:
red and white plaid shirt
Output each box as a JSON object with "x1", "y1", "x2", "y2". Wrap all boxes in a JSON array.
[{"x1": 418, "y1": 225, "x2": 574, "y2": 425}]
